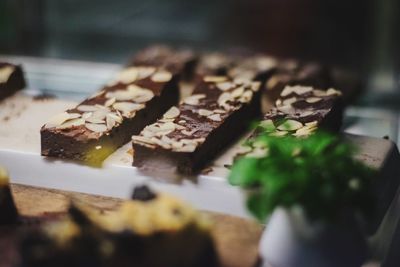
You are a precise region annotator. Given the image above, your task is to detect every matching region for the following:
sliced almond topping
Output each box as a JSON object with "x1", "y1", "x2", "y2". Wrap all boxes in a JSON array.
[
  {"x1": 57, "y1": 118, "x2": 85, "y2": 129},
  {"x1": 293, "y1": 86, "x2": 313, "y2": 95},
  {"x1": 178, "y1": 120, "x2": 186, "y2": 124},
  {"x1": 163, "y1": 106, "x2": 180, "y2": 119},
  {"x1": 77, "y1": 105, "x2": 99, "y2": 112},
  {"x1": 150, "y1": 137, "x2": 171, "y2": 149},
  {"x1": 293, "y1": 126, "x2": 317, "y2": 137},
  {"x1": 151, "y1": 71, "x2": 172, "y2": 82},
  {"x1": 216, "y1": 82, "x2": 233, "y2": 91},
  {"x1": 203, "y1": 76, "x2": 228, "y2": 83},
  {"x1": 198, "y1": 109, "x2": 213, "y2": 116},
  {"x1": 239, "y1": 90, "x2": 253, "y2": 103},
  {"x1": 0, "y1": 66, "x2": 15, "y2": 83},
  {"x1": 270, "y1": 130, "x2": 288, "y2": 137},
  {"x1": 137, "y1": 67, "x2": 156, "y2": 80},
  {"x1": 106, "y1": 113, "x2": 122, "y2": 130},
  {"x1": 115, "y1": 67, "x2": 139, "y2": 84},
  {"x1": 231, "y1": 86, "x2": 245, "y2": 98},
  {"x1": 82, "y1": 112, "x2": 93, "y2": 120},
  {"x1": 106, "y1": 90, "x2": 136, "y2": 101},
  {"x1": 326, "y1": 88, "x2": 342, "y2": 96},
  {"x1": 208, "y1": 114, "x2": 222, "y2": 122},
  {"x1": 259, "y1": 119, "x2": 276, "y2": 132},
  {"x1": 277, "y1": 120, "x2": 303, "y2": 131},
  {"x1": 91, "y1": 109, "x2": 109, "y2": 121},
  {"x1": 280, "y1": 86, "x2": 294, "y2": 97},
  {"x1": 213, "y1": 109, "x2": 226, "y2": 114},
  {"x1": 183, "y1": 94, "x2": 206, "y2": 105},
  {"x1": 277, "y1": 105, "x2": 296, "y2": 114},
  {"x1": 113, "y1": 102, "x2": 144, "y2": 116},
  {"x1": 305, "y1": 121, "x2": 318, "y2": 127},
  {"x1": 218, "y1": 92, "x2": 232, "y2": 110},
  {"x1": 85, "y1": 123, "x2": 107, "y2": 133},
  {"x1": 85, "y1": 117, "x2": 105, "y2": 124},
  {"x1": 181, "y1": 129, "x2": 197, "y2": 136},
  {"x1": 306, "y1": 97, "x2": 322, "y2": 103},
  {"x1": 133, "y1": 91, "x2": 154, "y2": 103},
  {"x1": 283, "y1": 97, "x2": 297, "y2": 106},
  {"x1": 299, "y1": 110, "x2": 315, "y2": 117},
  {"x1": 44, "y1": 112, "x2": 71, "y2": 128},
  {"x1": 313, "y1": 90, "x2": 327, "y2": 97},
  {"x1": 104, "y1": 97, "x2": 116, "y2": 107},
  {"x1": 127, "y1": 84, "x2": 155, "y2": 103},
  {"x1": 233, "y1": 77, "x2": 252, "y2": 85}
]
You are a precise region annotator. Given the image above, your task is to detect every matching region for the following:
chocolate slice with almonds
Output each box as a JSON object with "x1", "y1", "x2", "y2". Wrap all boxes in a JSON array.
[
  {"x1": 0, "y1": 62, "x2": 26, "y2": 101},
  {"x1": 132, "y1": 76, "x2": 262, "y2": 175},
  {"x1": 131, "y1": 45, "x2": 198, "y2": 81},
  {"x1": 238, "y1": 85, "x2": 343, "y2": 158},
  {"x1": 264, "y1": 60, "x2": 332, "y2": 104},
  {"x1": 41, "y1": 66, "x2": 179, "y2": 165}
]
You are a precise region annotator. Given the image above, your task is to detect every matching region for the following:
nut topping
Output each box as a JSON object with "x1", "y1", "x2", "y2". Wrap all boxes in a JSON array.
[
  {"x1": 113, "y1": 102, "x2": 144, "y2": 116},
  {"x1": 277, "y1": 120, "x2": 303, "y2": 131},
  {"x1": 77, "y1": 105, "x2": 99, "y2": 112},
  {"x1": 306, "y1": 97, "x2": 322, "y2": 103},
  {"x1": 104, "y1": 97, "x2": 116, "y2": 107},
  {"x1": 183, "y1": 94, "x2": 206, "y2": 105},
  {"x1": 44, "y1": 112, "x2": 73, "y2": 128},
  {"x1": 203, "y1": 76, "x2": 228, "y2": 83},
  {"x1": 57, "y1": 118, "x2": 85, "y2": 129},
  {"x1": 85, "y1": 123, "x2": 107, "y2": 133},
  {"x1": 208, "y1": 114, "x2": 222, "y2": 122},
  {"x1": 163, "y1": 106, "x2": 180, "y2": 119},
  {"x1": 216, "y1": 82, "x2": 233, "y2": 91},
  {"x1": 151, "y1": 71, "x2": 172, "y2": 82},
  {"x1": 198, "y1": 109, "x2": 213, "y2": 116}
]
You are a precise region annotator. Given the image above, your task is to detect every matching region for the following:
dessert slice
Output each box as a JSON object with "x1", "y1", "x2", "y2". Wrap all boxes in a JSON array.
[
  {"x1": 227, "y1": 55, "x2": 277, "y2": 84},
  {"x1": 0, "y1": 167, "x2": 19, "y2": 225},
  {"x1": 196, "y1": 52, "x2": 236, "y2": 78},
  {"x1": 20, "y1": 186, "x2": 219, "y2": 267},
  {"x1": 131, "y1": 45, "x2": 198, "y2": 80},
  {"x1": 238, "y1": 85, "x2": 343, "y2": 158},
  {"x1": 0, "y1": 62, "x2": 26, "y2": 101},
  {"x1": 196, "y1": 53, "x2": 277, "y2": 85},
  {"x1": 264, "y1": 60, "x2": 332, "y2": 104},
  {"x1": 132, "y1": 76, "x2": 262, "y2": 175},
  {"x1": 41, "y1": 66, "x2": 179, "y2": 165}
]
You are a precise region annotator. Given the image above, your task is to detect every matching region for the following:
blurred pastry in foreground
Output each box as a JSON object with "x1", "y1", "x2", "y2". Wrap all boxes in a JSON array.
[{"x1": 20, "y1": 186, "x2": 219, "y2": 267}]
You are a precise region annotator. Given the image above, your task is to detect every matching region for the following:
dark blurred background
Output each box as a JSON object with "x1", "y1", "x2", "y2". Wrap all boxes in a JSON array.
[{"x1": 0, "y1": 0, "x2": 399, "y2": 95}]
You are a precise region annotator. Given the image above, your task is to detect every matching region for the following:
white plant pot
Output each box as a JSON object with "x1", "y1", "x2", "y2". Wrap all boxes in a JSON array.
[{"x1": 259, "y1": 207, "x2": 367, "y2": 267}]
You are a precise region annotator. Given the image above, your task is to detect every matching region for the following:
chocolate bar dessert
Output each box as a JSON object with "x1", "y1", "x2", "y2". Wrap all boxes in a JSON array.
[
  {"x1": 41, "y1": 66, "x2": 179, "y2": 165},
  {"x1": 132, "y1": 76, "x2": 262, "y2": 175}
]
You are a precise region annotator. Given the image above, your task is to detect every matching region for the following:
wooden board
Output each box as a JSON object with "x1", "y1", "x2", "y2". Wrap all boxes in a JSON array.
[{"x1": 0, "y1": 184, "x2": 263, "y2": 267}]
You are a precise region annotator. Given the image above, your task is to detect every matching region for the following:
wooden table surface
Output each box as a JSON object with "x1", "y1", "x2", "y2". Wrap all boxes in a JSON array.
[{"x1": 0, "y1": 184, "x2": 263, "y2": 267}]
